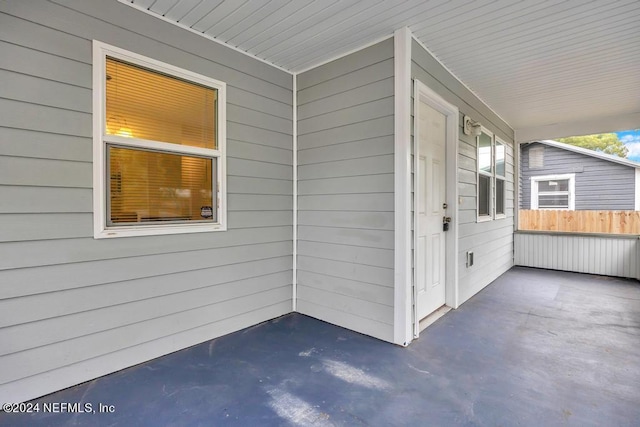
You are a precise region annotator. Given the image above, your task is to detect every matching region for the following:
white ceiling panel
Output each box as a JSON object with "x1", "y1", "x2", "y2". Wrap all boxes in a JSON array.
[
  {"x1": 147, "y1": 0, "x2": 179, "y2": 15},
  {"x1": 124, "y1": 0, "x2": 640, "y2": 135},
  {"x1": 162, "y1": 0, "x2": 201, "y2": 21}
]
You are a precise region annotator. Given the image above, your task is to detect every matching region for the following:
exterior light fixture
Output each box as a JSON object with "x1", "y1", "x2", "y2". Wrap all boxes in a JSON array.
[{"x1": 463, "y1": 115, "x2": 482, "y2": 136}]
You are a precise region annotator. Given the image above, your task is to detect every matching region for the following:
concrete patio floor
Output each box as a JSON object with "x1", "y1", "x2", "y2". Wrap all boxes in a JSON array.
[{"x1": 2, "y1": 266, "x2": 639, "y2": 426}]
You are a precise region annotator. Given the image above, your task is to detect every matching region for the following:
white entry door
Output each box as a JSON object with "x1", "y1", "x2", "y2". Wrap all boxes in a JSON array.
[{"x1": 416, "y1": 100, "x2": 447, "y2": 320}]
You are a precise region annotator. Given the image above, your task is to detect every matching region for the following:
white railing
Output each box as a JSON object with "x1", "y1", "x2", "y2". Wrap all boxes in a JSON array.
[{"x1": 514, "y1": 231, "x2": 640, "y2": 280}]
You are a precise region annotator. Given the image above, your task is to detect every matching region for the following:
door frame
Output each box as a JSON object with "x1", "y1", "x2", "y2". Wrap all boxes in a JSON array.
[{"x1": 413, "y1": 79, "x2": 459, "y2": 338}]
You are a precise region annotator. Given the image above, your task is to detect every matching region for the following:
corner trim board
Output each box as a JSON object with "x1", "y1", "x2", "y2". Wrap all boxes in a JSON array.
[
  {"x1": 393, "y1": 27, "x2": 413, "y2": 346},
  {"x1": 292, "y1": 73, "x2": 298, "y2": 310}
]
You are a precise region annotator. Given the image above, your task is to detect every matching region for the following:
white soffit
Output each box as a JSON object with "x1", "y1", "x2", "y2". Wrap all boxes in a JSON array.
[{"x1": 124, "y1": 0, "x2": 640, "y2": 133}]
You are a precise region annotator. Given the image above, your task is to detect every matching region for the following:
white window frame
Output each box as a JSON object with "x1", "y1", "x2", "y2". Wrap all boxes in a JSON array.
[
  {"x1": 494, "y1": 137, "x2": 507, "y2": 219},
  {"x1": 530, "y1": 173, "x2": 575, "y2": 210},
  {"x1": 477, "y1": 127, "x2": 493, "y2": 222},
  {"x1": 92, "y1": 40, "x2": 227, "y2": 239}
]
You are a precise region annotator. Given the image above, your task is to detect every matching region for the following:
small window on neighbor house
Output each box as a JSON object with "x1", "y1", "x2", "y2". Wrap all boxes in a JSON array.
[
  {"x1": 93, "y1": 41, "x2": 226, "y2": 238},
  {"x1": 529, "y1": 146, "x2": 544, "y2": 169},
  {"x1": 530, "y1": 174, "x2": 575, "y2": 210},
  {"x1": 477, "y1": 130, "x2": 493, "y2": 220}
]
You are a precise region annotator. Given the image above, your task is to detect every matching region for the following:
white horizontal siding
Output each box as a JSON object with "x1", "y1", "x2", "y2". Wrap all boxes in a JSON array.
[
  {"x1": 296, "y1": 38, "x2": 395, "y2": 342},
  {"x1": 0, "y1": 0, "x2": 293, "y2": 404},
  {"x1": 0, "y1": 271, "x2": 293, "y2": 356}
]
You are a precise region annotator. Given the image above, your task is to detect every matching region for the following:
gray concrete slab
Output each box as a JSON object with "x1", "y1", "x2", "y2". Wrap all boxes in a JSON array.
[{"x1": 2, "y1": 267, "x2": 639, "y2": 426}]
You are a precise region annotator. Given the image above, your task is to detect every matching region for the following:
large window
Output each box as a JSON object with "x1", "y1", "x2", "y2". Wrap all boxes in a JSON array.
[
  {"x1": 530, "y1": 174, "x2": 575, "y2": 210},
  {"x1": 477, "y1": 129, "x2": 507, "y2": 221},
  {"x1": 93, "y1": 41, "x2": 226, "y2": 238}
]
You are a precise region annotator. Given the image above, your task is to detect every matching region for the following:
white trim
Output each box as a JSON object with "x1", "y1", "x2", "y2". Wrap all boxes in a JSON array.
[
  {"x1": 292, "y1": 73, "x2": 298, "y2": 311},
  {"x1": 103, "y1": 135, "x2": 221, "y2": 158},
  {"x1": 92, "y1": 40, "x2": 227, "y2": 239},
  {"x1": 294, "y1": 34, "x2": 395, "y2": 74},
  {"x1": 413, "y1": 79, "x2": 460, "y2": 339},
  {"x1": 530, "y1": 173, "x2": 576, "y2": 210},
  {"x1": 514, "y1": 135, "x2": 521, "y2": 230},
  {"x1": 410, "y1": 35, "x2": 511, "y2": 128},
  {"x1": 635, "y1": 169, "x2": 640, "y2": 211},
  {"x1": 117, "y1": 0, "x2": 293, "y2": 75},
  {"x1": 92, "y1": 40, "x2": 106, "y2": 239},
  {"x1": 393, "y1": 27, "x2": 412, "y2": 347},
  {"x1": 529, "y1": 177, "x2": 537, "y2": 210}
]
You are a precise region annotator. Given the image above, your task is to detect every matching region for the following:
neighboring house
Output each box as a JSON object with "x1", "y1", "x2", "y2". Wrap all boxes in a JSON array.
[{"x1": 520, "y1": 140, "x2": 640, "y2": 211}]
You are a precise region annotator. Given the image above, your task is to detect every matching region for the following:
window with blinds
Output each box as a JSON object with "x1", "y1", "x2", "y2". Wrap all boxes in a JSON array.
[
  {"x1": 105, "y1": 57, "x2": 216, "y2": 149},
  {"x1": 93, "y1": 41, "x2": 226, "y2": 238},
  {"x1": 107, "y1": 147, "x2": 215, "y2": 225}
]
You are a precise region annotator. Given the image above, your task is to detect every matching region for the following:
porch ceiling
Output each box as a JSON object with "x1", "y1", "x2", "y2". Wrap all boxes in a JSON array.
[{"x1": 125, "y1": 0, "x2": 640, "y2": 138}]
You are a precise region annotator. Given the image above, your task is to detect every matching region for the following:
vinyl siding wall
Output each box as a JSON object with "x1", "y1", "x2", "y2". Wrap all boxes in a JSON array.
[
  {"x1": 0, "y1": 0, "x2": 292, "y2": 403},
  {"x1": 296, "y1": 39, "x2": 395, "y2": 342},
  {"x1": 520, "y1": 143, "x2": 636, "y2": 210},
  {"x1": 411, "y1": 40, "x2": 515, "y2": 305}
]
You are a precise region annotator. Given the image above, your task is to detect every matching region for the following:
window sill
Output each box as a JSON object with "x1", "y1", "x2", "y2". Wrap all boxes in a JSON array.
[
  {"x1": 477, "y1": 216, "x2": 492, "y2": 223},
  {"x1": 94, "y1": 223, "x2": 226, "y2": 239}
]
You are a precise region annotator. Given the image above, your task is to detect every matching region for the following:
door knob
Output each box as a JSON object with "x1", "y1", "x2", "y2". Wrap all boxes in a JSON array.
[{"x1": 443, "y1": 216, "x2": 452, "y2": 223}]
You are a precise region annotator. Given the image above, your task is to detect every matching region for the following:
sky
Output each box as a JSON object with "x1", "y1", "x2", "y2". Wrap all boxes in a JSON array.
[{"x1": 617, "y1": 129, "x2": 640, "y2": 162}]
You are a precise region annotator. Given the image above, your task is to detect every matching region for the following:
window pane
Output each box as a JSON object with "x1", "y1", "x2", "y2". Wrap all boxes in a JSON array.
[
  {"x1": 538, "y1": 179, "x2": 569, "y2": 192},
  {"x1": 108, "y1": 146, "x2": 215, "y2": 225},
  {"x1": 538, "y1": 194, "x2": 569, "y2": 209},
  {"x1": 495, "y1": 142, "x2": 505, "y2": 177},
  {"x1": 106, "y1": 57, "x2": 217, "y2": 149},
  {"x1": 478, "y1": 132, "x2": 492, "y2": 173},
  {"x1": 479, "y1": 175, "x2": 491, "y2": 216},
  {"x1": 496, "y1": 178, "x2": 505, "y2": 215}
]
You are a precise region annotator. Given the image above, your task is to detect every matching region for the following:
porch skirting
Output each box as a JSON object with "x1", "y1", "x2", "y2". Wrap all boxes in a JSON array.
[{"x1": 514, "y1": 231, "x2": 640, "y2": 280}]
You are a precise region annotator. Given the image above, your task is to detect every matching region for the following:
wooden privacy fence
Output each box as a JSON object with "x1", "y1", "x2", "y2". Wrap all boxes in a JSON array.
[{"x1": 519, "y1": 210, "x2": 640, "y2": 234}]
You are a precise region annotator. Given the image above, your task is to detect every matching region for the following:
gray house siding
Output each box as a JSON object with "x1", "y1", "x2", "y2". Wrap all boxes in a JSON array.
[
  {"x1": 296, "y1": 39, "x2": 395, "y2": 342},
  {"x1": 411, "y1": 40, "x2": 515, "y2": 305},
  {"x1": 520, "y1": 142, "x2": 635, "y2": 210},
  {"x1": 0, "y1": 0, "x2": 292, "y2": 403}
]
